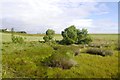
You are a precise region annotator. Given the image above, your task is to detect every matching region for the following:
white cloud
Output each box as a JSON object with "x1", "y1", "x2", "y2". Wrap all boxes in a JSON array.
[
  {"x1": 1, "y1": 0, "x2": 117, "y2": 33},
  {"x1": 69, "y1": 19, "x2": 94, "y2": 28},
  {"x1": 89, "y1": 19, "x2": 118, "y2": 33}
]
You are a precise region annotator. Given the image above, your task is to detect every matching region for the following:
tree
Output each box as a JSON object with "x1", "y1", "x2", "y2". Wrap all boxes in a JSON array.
[
  {"x1": 43, "y1": 29, "x2": 55, "y2": 42},
  {"x1": 61, "y1": 25, "x2": 92, "y2": 45},
  {"x1": 77, "y1": 28, "x2": 92, "y2": 44},
  {"x1": 61, "y1": 25, "x2": 78, "y2": 44},
  {"x1": 46, "y1": 29, "x2": 55, "y2": 35}
]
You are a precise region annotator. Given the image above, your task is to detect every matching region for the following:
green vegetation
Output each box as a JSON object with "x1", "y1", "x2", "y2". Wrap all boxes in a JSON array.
[
  {"x1": 11, "y1": 28, "x2": 25, "y2": 43},
  {"x1": 1, "y1": 32, "x2": 118, "y2": 78},
  {"x1": 61, "y1": 25, "x2": 92, "y2": 45},
  {"x1": 77, "y1": 28, "x2": 92, "y2": 44},
  {"x1": 1, "y1": 25, "x2": 119, "y2": 78},
  {"x1": 86, "y1": 48, "x2": 113, "y2": 56},
  {"x1": 11, "y1": 36, "x2": 25, "y2": 43},
  {"x1": 41, "y1": 52, "x2": 77, "y2": 69},
  {"x1": 43, "y1": 29, "x2": 55, "y2": 42}
]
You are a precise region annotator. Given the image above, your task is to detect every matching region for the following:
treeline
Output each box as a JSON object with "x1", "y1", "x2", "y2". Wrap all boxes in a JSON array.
[{"x1": 0, "y1": 28, "x2": 27, "y2": 34}]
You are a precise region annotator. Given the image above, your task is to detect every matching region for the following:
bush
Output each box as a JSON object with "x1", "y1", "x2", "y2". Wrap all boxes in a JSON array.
[
  {"x1": 46, "y1": 29, "x2": 55, "y2": 35},
  {"x1": 12, "y1": 36, "x2": 24, "y2": 43},
  {"x1": 16, "y1": 31, "x2": 27, "y2": 34},
  {"x1": 61, "y1": 25, "x2": 78, "y2": 44},
  {"x1": 77, "y1": 28, "x2": 92, "y2": 44},
  {"x1": 43, "y1": 35, "x2": 53, "y2": 42},
  {"x1": 43, "y1": 29, "x2": 55, "y2": 42},
  {"x1": 86, "y1": 48, "x2": 113, "y2": 56},
  {"x1": 41, "y1": 52, "x2": 77, "y2": 69},
  {"x1": 61, "y1": 25, "x2": 92, "y2": 45}
]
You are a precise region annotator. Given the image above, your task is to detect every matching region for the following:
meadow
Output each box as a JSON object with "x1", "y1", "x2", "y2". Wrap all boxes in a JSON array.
[{"x1": 1, "y1": 32, "x2": 119, "y2": 78}]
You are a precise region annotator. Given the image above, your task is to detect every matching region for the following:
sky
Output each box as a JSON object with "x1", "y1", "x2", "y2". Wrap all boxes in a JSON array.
[{"x1": 0, "y1": 0, "x2": 119, "y2": 34}]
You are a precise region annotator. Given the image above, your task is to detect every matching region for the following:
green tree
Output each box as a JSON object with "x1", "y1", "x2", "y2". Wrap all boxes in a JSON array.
[
  {"x1": 43, "y1": 29, "x2": 55, "y2": 42},
  {"x1": 61, "y1": 25, "x2": 92, "y2": 45},
  {"x1": 46, "y1": 29, "x2": 55, "y2": 35},
  {"x1": 77, "y1": 28, "x2": 92, "y2": 44},
  {"x1": 61, "y1": 25, "x2": 78, "y2": 44}
]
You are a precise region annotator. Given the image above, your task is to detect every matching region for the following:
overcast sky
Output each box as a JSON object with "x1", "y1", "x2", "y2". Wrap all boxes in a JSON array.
[{"x1": 0, "y1": 0, "x2": 119, "y2": 34}]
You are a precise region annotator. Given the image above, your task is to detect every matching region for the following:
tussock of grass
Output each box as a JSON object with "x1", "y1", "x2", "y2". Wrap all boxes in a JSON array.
[
  {"x1": 41, "y1": 52, "x2": 77, "y2": 69},
  {"x1": 86, "y1": 48, "x2": 113, "y2": 56}
]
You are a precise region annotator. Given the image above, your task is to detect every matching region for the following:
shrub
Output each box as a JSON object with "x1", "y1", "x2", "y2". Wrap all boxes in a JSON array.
[
  {"x1": 41, "y1": 52, "x2": 77, "y2": 69},
  {"x1": 46, "y1": 29, "x2": 55, "y2": 35},
  {"x1": 12, "y1": 36, "x2": 24, "y2": 43},
  {"x1": 86, "y1": 48, "x2": 113, "y2": 56},
  {"x1": 43, "y1": 35, "x2": 52, "y2": 42},
  {"x1": 43, "y1": 29, "x2": 55, "y2": 42},
  {"x1": 16, "y1": 31, "x2": 27, "y2": 34},
  {"x1": 61, "y1": 25, "x2": 92, "y2": 45},
  {"x1": 77, "y1": 28, "x2": 92, "y2": 44},
  {"x1": 61, "y1": 25, "x2": 78, "y2": 44}
]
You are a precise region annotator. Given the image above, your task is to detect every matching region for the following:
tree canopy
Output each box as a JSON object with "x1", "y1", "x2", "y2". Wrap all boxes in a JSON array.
[
  {"x1": 61, "y1": 25, "x2": 92, "y2": 45},
  {"x1": 43, "y1": 29, "x2": 55, "y2": 42}
]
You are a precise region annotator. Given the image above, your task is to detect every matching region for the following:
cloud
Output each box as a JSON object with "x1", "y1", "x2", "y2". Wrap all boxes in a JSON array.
[
  {"x1": 69, "y1": 19, "x2": 94, "y2": 28},
  {"x1": 1, "y1": 0, "x2": 117, "y2": 33},
  {"x1": 89, "y1": 19, "x2": 118, "y2": 33}
]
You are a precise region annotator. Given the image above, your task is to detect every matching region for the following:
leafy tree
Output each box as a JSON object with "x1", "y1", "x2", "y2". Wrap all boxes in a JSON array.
[
  {"x1": 61, "y1": 25, "x2": 78, "y2": 44},
  {"x1": 43, "y1": 29, "x2": 55, "y2": 42},
  {"x1": 61, "y1": 25, "x2": 92, "y2": 45},
  {"x1": 77, "y1": 28, "x2": 92, "y2": 44},
  {"x1": 46, "y1": 29, "x2": 55, "y2": 35}
]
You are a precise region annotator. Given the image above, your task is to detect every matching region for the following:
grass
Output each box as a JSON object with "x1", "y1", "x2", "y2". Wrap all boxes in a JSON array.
[
  {"x1": 1, "y1": 32, "x2": 119, "y2": 78},
  {"x1": 0, "y1": 32, "x2": 63, "y2": 42},
  {"x1": 1, "y1": 32, "x2": 118, "y2": 42}
]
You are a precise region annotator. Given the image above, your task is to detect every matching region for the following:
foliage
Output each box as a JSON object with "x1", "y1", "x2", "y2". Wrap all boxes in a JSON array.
[
  {"x1": 77, "y1": 28, "x2": 92, "y2": 44},
  {"x1": 61, "y1": 25, "x2": 92, "y2": 45},
  {"x1": 86, "y1": 48, "x2": 113, "y2": 56},
  {"x1": 43, "y1": 29, "x2": 55, "y2": 42},
  {"x1": 2, "y1": 33, "x2": 118, "y2": 78},
  {"x1": 16, "y1": 31, "x2": 27, "y2": 34},
  {"x1": 11, "y1": 28, "x2": 24, "y2": 43},
  {"x1": 46, "y1": 29, "x2": 55, "y2": 35},
  {"x1": 11, "y1": 35, "x2": 24, "y2": 43},
  {"x1": 41, "y1": 52, "x2": 77, "y2": 69},
  {"x1": 43, "y1": 35, "x2": 53, "y2": 42},
  {"x1": 61, "y1": 25, "x2": 78, "y2": 44}
]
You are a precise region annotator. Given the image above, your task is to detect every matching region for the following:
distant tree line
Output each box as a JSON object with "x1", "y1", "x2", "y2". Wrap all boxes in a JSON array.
[{"x1": 0, "y1": 28, "x2": 27, "y2": 34}]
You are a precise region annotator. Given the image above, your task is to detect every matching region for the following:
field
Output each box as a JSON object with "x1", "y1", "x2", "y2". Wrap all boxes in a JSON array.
[{"x1": 1, "y1": 32, "x2": 119, "y2": 78}]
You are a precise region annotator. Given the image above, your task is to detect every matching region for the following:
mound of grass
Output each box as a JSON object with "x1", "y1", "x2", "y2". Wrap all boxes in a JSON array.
[
  {"x1": 41, "y1": 52, "x2": 77, "y2": 69},
  {"x1": 86, "y1": 48, "x2": 113, "y2": 56}
]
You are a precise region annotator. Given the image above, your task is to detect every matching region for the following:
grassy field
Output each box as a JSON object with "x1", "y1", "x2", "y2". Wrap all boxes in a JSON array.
[
  {"x1": 0, "y1": 32, "x2": 63, "y2": 42},
  {"x1": 0, "y1": 32, "x2": 118, "y2": 42},
  {"x1": 1, "y1": 32, "x2": 119, "y2": 78}
]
